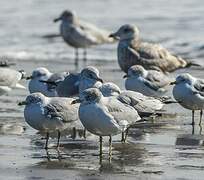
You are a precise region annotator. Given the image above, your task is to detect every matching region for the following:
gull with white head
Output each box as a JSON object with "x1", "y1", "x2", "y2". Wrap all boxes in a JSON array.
[
  {"x1": 79, "y1": 66, "x2": 103, "y2": 94},
  {"x1": 0, "y1": 67, "x2": 26, "y2": 95},
  {"x1": 18, "y1": 92, "x2": 79, "y2": 149},
  {"x1": 123, "y1": 65, "x2": 172, "y2": 97},
  {"x1": 54, "y1": 10, "x2": 115, "y2": 66},
  {"x1": 27, "y1": 67, "x2": 68, "y2": 97},
  {"x1": 72, "y1": 88, "x2": 141, "y2": 158},
  {"x1": 172, "y1": 73, "x2": 204, "y2": 125},
  {"x1": 110, "y1": 24, "x2": 198, "y2": 73}
]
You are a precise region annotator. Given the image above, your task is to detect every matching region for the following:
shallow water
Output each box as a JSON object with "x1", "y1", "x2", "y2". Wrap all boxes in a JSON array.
[{"x1": 0, "y1": 0, "x2": 204, "y2": 179}]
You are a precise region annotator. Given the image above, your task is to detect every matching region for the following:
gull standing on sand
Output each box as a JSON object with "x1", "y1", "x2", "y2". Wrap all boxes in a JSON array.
[
  {"x1": 172, "y1": 73, "x2": 204, "y2": 125},
  {"x1": 18, "y1": 93, "x2": 79, "y2": 149},
  {"x1": 54, "y1": 10, "x2": 115, "y2": 66},
  {"x1": 109, "y1": 24, "x2": 198, "y2": 73},
  {"x1": 0, "y1": 67, "x2": 26, "y2": 95},
  {"x1": 99, "y1": 82, "x2": 166, "y2": 117},
  {"x1": 27, "y1": 67, "x2": 68, "y2": 97},
  {"x1": 123, "y1": 65, "x2": 172, "y2": 97},
  {"x1": 72, "y1": 88, "x2": 141, "y2": 157}
]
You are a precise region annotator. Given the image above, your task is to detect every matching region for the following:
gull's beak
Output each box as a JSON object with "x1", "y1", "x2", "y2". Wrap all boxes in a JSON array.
[
  {"x1": 18, "y1": 101, "x2": 27, "y2": 106},
  {"x1": 170, "y1": 81, "x2": 176, "y2": 85},
  {"x1": 71, "y1": 99, "x2": 81, "y2": 104},
  {"x1": 97, "y1": 77, "x2": 103, "y2": 83},
  {"x1": 26, "y1": 76, "x2": 33, "y2": 80},
  {"x1": 109, "y1": 33, "x2": 119, "y2": 40},
  {"x1": 53, "y1": 17, "x2": 61, "y2": 23},
  {"x1": 123, "y1": 74, "x2": 128, "y2": 78}
]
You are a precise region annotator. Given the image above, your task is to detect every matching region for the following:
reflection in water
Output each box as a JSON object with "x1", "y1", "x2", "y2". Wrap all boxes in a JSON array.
[{"x1": 176, "y1": 134, "x2": 204, "y2": 146}]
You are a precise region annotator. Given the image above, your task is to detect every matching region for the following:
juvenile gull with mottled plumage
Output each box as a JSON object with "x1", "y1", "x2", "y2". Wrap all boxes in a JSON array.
[{"x1": 110, "y1": 24, "x2": 198, "y2": 73}]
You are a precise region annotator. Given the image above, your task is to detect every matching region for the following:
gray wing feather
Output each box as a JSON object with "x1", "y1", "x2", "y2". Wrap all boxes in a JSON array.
[
  {"x1": 56, "y1": 73, "x2": 80, "y2": 97},
  {"x1": 44, "y1": 98, "x2": 79, "y2": 123}
]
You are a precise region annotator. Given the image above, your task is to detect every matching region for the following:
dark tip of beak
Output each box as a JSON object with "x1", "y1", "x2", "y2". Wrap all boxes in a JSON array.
[
  {"x1": 18, "y1": 101, "x2": 27, "y2": 106},
  {"x1": 109, "y1": 34, "x2": 114, "y2": 38},
  {"x1": 71, "y1": 99, "x2": 81, "y2": 104},
  {"x1": 123, "y1": 74, "x2": 128, "y2": 78},
  {"x1": 53, "y1": 17, "x2": 61, "y2": 23},
  {"x1": 26, "y1": 76, "x2": 32, "y2": 80},
  {"x1": 97, "y1": 78, "x2": 104, "y2": 83},
  {"x1": 170, "y1": 81, "x2": 176, "y2": 85}
]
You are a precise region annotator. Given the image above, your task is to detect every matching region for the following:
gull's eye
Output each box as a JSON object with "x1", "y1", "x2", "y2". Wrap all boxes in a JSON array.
[{"x1": 124, "y1": 28, "x2": 131, "y2": 33}]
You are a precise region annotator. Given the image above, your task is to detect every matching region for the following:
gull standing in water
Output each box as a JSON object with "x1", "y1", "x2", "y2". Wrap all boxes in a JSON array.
[
  {"x1": 123, "y1": 65, "x2": 172, "y2": 97},
  {"x1": 72, "y1": 88, "x2": 141, "y2": 158},
  {"x1": 18, "y1": 93, "x2": 79, "y2": 149},
  {"x1": 172, "y1": 73, "x2": 204, "y2": 125},
  {"x1": 109, "y1": 24, "x2": 198, "y2": 73},
  {"x1": 0, "y1": 67, "x2": 26, "y2": 95},
  {"x1": 27, "y1": 67, "x2": 68, "y2": 97},
  {"x1": 54, "y1": 10, "x2": 115, "y2": 66}
]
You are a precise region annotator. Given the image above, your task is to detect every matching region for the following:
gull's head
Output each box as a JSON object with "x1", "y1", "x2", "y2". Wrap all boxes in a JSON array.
[
  {"x1": 18, "y1": 93, "x2": 45, "y2": 106},
  {"x1": 174, "y1": 73, "x2": 195, "y2": 85},
  {"x1": 100, "y1": 82, "x2": 121, "y2": 97},
  {"x1": 54, "y1": 10, "x2": 76, "y2": 23},
  {"x1": 109, "y1": 24, "x2": 139, "y2": 41},
  {"x1": 81, "y1": 88, "x2": 102, "y2": 103},
  {"x1": 124, "y1": 65, "x2": 147, "y2": 78},
  {"x1": 27, "y1": 67, "x2": 51, "y2": 80},
  {"x1": 80, "y1": 66, "x2": 103, "y2": 83}
]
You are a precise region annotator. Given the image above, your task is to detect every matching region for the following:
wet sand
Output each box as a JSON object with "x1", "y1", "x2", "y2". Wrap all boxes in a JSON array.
[{"x1": 1, "y1": 0, "x2": 204, "y2": 179}]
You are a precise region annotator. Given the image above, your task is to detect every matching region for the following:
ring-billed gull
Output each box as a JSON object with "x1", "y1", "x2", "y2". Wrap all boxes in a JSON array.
[
  {"x1": 99, "y1": 82, "x2": 166, "y2": 117},
  {"x1": 0, "y1": 67, "x2": 26, "y2": 95},
  {"x1": 72, "y1": 88, "x2": 141, "y2": 157},
  {"x1": 54, "y1": 10, "x2": 115, "y2": 66},
  {"x1": 18, "y1": 92, "x2": 79, "y2": 149},
  {"x1": 123, "y1": 65, "x2": 172, "y2": 97},
  {"x1": 109, "y1": 24, "x2": 199, "y2": 73},
  {"x1": 172, "y1": 73, "x2": 204, "y2": 125},
  {"x1": 27, "y1": 67, "x2": 68, "y2": 97}
]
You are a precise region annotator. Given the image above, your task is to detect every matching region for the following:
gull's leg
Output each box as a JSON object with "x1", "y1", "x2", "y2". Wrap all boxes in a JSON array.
[
  {"x1": 83, "y1": 128, "x2": 86, "y2": 139},
  {"x1": 45, "y1": 132, "x2": 49, "y2": 149},
  {"x1": 124, "y1": 128, "x2": 129, "y2": 143},
  {"x1": 192, "y1": 124, "x2": 195, "y2": 135},
  {"x1": 83, "y1": 48, "x2": 87, "y2": 66},
  {"x1": 199, "y1": 110, "x2": 203, "y2": 126},
  {"x1": 109, "y1": 136, "x2": 112, "y2": 163},
  {"x1": 46, "y1": 149, "x2": 51, "y2": 161},
  {"x1": 121, "y1": 132, "x2": 125, "y2": 142},
  {"x1": 99, "y1": 136, "x2": 103, "y2": 164},
  {"x1": 75, "y1": 48, "x2": 79, "y2": 68},
  {"x1": 192, "y1": 110, "x2": 195, "y2": 126},
  {"x1": 56, "y1": 130, "x2": 61, "y2": 149},
  {"x1": 72, "y1": 127, "x2": 76, "y2": 140}
]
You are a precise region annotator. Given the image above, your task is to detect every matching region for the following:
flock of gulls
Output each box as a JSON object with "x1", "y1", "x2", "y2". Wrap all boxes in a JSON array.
[{"x1": 0, "y1": 10, "x2": 204, "y2": 160}]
